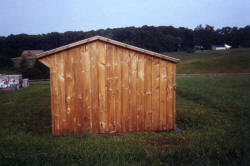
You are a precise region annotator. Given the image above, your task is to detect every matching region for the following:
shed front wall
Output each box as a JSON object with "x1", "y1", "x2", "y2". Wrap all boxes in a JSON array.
[{"x1": 40, "y1": 41, "x2": 176, "y2": 136}]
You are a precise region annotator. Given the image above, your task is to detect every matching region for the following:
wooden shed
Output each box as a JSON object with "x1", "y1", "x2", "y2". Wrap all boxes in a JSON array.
[{"x1": 37, "y1": 36, "x2": 180, "y2": 136}]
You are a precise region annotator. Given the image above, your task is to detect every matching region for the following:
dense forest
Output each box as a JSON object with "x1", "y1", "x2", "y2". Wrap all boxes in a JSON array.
[
  {"x1": 0, "y1": 24, "x2": 250, "y2": 79},
  {"x1": 1, "y1": 24, "x2": 250, "y2": 58}
]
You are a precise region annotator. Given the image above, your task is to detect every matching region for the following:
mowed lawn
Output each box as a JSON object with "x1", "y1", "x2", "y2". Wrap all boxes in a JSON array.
[
  {"x1": 0, "y1": 76, "x2": 249, "y2": 166},
  {"x1": 166, "y1": 48, "x2": 250, "y2": 74}
]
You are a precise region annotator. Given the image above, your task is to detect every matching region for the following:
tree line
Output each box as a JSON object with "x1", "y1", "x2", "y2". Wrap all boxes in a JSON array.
[
  {"x1": 1, "y1": 24, "x2": 250, "y2": 59},
  {"x1": 1, "y1": 24, "x2": 250, "y2": 79}
]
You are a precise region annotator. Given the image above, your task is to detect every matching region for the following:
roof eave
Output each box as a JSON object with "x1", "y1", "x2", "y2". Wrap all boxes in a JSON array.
[{"x1": 37, "y1": 36, "x2": 180, "y2": 63}]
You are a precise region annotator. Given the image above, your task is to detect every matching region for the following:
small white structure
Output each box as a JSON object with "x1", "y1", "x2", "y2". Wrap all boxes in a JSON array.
[
  {"x1": 0, "y1": 74, "x2": 29, "y2": 90},
  {"x1": 22, "y1": 79, "x2": 29, "y2": 88},
  {"x1": 224, "y1": 44, "x2": 232, "y2": 49},
  {"x1": 212, "y1": 44, "x2": 232, "y2": 50}
]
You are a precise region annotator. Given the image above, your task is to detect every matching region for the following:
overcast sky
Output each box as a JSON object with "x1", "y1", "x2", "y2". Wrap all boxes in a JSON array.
[{"x1": 0, "y1": 0, "x2": 249, "y2": 36}]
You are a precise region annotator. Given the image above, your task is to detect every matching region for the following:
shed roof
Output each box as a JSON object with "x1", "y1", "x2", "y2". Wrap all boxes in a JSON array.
[{"x1": 37, "y1": 36, "x2": 180, "y2": 63}]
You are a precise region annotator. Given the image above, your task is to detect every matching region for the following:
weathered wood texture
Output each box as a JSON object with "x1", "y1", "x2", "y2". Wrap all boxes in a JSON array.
[{"x1": 39, "y1": 40, "x2": 177, "y2": 136}]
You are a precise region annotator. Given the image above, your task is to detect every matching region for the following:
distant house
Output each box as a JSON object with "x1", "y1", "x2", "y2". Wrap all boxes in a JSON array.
[
  {"x1": 194, "y1": 45, "x2": 204, "y2": 50},
  {"x1": 21, "y1": 50, "x2": 44, "y2": 57},
  {"x1": 211, "y1": 44, "x2": 231, "y2": 50}
]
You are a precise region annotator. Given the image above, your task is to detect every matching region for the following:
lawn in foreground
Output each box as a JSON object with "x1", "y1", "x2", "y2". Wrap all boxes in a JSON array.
[{"x1": 0, "y1": 76, "x2": 249, "y2": 166}]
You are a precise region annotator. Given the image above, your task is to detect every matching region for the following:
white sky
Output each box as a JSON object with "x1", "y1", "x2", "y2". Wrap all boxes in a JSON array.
[{"x1": 0, "y1": 0, "x2": 249, "y2": 36}]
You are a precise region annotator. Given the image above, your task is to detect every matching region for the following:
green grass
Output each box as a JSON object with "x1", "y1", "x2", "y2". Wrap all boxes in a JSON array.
[
  {"x1": 0, "y1": 76, "x2": 249, "y2": 165},
  {"x1": 167, "y1": 48, "x2": 250, "y2": 61},
  {"x1": 177, "y1": 54, "x2": 250, "y2": 74},
  {"x1": 165, "y1": 48, "x2": 250, "y2": 74}
]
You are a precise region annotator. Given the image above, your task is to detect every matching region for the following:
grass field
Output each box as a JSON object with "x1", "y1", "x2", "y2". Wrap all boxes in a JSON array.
[
  {"x1": 0, "y1": 76, "x2": 249, "y2": 165},
  {"x1": 166, "y1": 48, "x2": 250, "y2": 74},
  {"x1": 1, "y1": 48, "x2": 249, "y2": 75}
]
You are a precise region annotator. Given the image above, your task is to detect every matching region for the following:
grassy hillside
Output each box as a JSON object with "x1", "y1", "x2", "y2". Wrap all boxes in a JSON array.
[
  {"x1": 1, "y1": 48, "x2": 249, "y2": 75},
  {"x1": 0, "y1": 76, "x2": 249, "y2": 165},
  {"x1": 166, "y1": 48, "x2": 250, "y2": 74}
]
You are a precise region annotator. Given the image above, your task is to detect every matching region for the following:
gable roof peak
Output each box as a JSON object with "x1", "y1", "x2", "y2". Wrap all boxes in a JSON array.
[{"x1": 37, "y1": 35, "x2": 180, "y2": 63}]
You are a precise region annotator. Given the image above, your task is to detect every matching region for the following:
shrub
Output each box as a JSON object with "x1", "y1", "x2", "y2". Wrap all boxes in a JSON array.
[
  {"x1": 22, "y1": 60, "x2": 49, "y2": 79},
  {"x1": 0, "y1": 56, "x2": 13, "y2": 68}
]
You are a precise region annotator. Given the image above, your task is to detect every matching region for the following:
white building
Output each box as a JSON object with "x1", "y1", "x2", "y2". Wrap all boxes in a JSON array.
[
  {"x1": 0, "y1": 74, "x2": 28, "y2": 89},
  {"x1": 212, "y1": 44, "x2": 232, "y2": 50}
]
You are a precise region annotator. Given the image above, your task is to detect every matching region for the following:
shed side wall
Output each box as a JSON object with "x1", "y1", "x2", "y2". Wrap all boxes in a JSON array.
[{"x1": 42, "y1": 41, "x2": 176, "y2": 135}]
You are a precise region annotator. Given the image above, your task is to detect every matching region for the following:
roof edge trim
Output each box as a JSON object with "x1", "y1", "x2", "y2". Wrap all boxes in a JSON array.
[{"x1": 37, "y1": 36, "x2": 180, "y2": 63}]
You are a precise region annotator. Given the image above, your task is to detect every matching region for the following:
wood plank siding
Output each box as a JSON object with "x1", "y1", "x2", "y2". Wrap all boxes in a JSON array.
[{"x1": 38, "y1": 36, "x2": 179, "y2": 135}]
